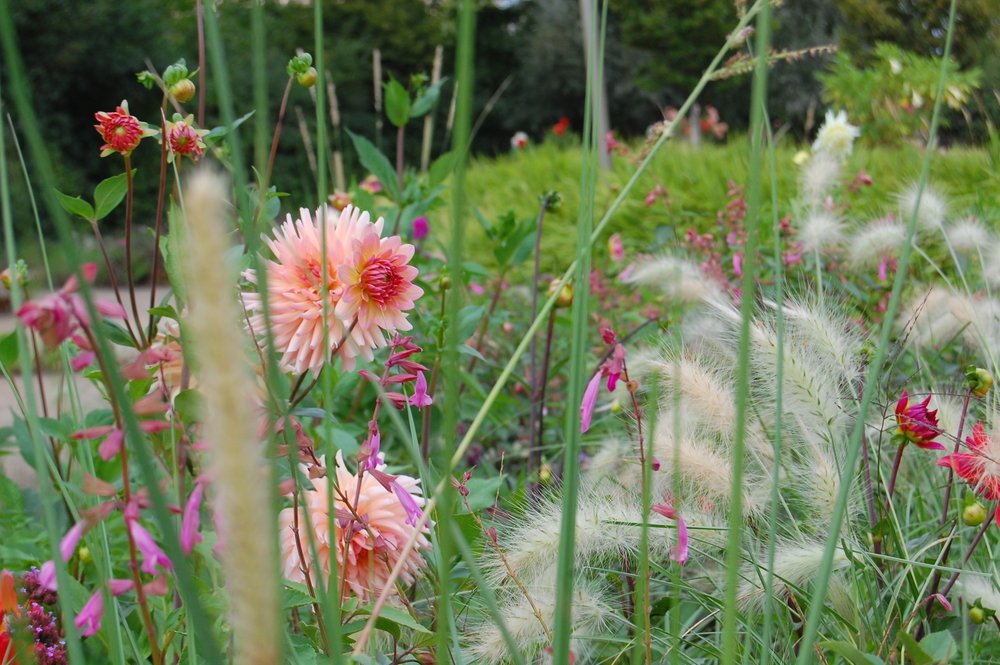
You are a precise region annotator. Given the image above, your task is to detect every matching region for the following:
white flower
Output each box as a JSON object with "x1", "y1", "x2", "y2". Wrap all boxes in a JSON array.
[
  {"x1": 812, "y1": 110, "x2": 860, "y2": 160},
  {"x1": 793, "y1": 150, "x2": 809, "y2": 166},
  {"x1": 510, "y1": 131, "x2": 529, "y2": 150},
  {"x1": 890, "y1": 59, "x2": 902, "y2": 75}
]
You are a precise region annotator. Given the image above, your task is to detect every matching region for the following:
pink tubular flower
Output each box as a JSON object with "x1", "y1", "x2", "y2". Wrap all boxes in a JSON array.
[
  {"x1": 180, "y1": 483, "x2": 204, "y2": 555},
  {"x1": 937, "y1": 422, "x2": 1000, "y2": 526},
  {"x1": 38, "y1": 561, "x2": 57, "y2": 592},
  {"x1": 411, "y1": 216, "x2": 429, "y2": 240},
  {"x1": 579, "y1": 371, "x2": 602, "y2": 433},
  {"x1": 94, "y1": 101, "x2": 145, "y2": 157},
  {"x1": 277, "y1": 452, "x2": 430, "y2": 603},
  {"x1": 652, "y1": 503, "x2": 688, "y2": 564},
  {"x1": 335, "y1": 222, "x2": 423, "y2": 349},
  {"x1": 75, "y1": 590, "x2": 103, "y2": 637},
  {"x1": 608, "y1": 234, "x2": 625, "y2": 263},
  {"x1": 391, "y1": 481, "x2": 422, "y2": 526},
  {"x1": 60, "y1": 522, "x2": 86, "y2": 562},
  {"x1": 409, "y1": 371, "x2": 433, "y2": 408},
  {"x1": 895, "y1": 390, "x2": 943, "y2": 450},
  {"x1": 128, "y1": 521, "x2": 172, "y2": 575},
  {"x1": 243, "y1": 206, "x2": 366, "y2": 373},
  {"x1": 359, "y1": 175, "x2": 382, "y2": 194}
]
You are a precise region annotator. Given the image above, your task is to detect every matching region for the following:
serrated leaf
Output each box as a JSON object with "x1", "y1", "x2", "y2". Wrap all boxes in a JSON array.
[
  {"x1": 93, "y1": 171, "x2": 131, "y2": 220},
  {"x1": 345, "y1": 129, "x2": 399, "y2": 201},
  {"x1": 411, "y1": 78, "x2": 447, "y2": 118},
  {"x1": 55, "y1": 191, "x2": 95, "y2": 221},
  {"x1": 384, "y1": 78, "x2": 411, "y2": 128}
]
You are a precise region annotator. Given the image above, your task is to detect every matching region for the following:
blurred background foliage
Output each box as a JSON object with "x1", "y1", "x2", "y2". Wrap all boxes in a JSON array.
[{"x1": 3, "y1": 0, "x2": 998, "y2": 236}]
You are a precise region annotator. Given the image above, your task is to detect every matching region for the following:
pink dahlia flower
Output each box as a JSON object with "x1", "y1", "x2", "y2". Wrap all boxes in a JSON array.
[
  {"x1": 894, "y1": 390, "x2": 943, "y2": 450},
  {"x1": 245, "y1": 206, "x2": 416, "y2": 374},
  {"x1": 335, "y1": 221, "x2": 423, "y2": 350},
  {"x1": 94, "y1": 101, "x2": 146, "y2": 157},
  {"x1": 277, "y1": 452, "x2": 430, "y2": 603}
]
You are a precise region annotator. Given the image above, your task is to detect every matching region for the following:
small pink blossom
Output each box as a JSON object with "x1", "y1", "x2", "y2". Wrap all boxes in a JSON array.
[
  {"x1": 469, "y1": 282, "x2": 485, "y2": 296},
  {"x1": 39, "y1": 560, "x2": 57, "y2": 592},
  {"x1": 359, "y1": 175, "x2": 382, "y2": 194},
  {"x1": 60, "y1": 522, "x2": 86, "y2": 562},
  {"x1": 391, "y1": 481, "x2": 422, "y2": 526},
  {"x1": 732, "y1": 252, "x2": 743, "y2": 278},
  {"x1": 895, "y1": 390, "x2": 943, "y2": 450},
  {"x1": 410, "y1": 371, "x2": 433, "y2": 407},
  {"x1": 128, "y1": 520, "x2": 173, "y2": 575},
  {"x1": 75, "y1": 590, "x2": 103, "y2": 637},
  {"x1": 608, "y1": 234, "x2": 625, "y2": 262},
  {"x1": 180, "y1": 482, "x2": 204, "y2": 555},
  {"x1": 580, "y1": 371, "x2": 602, "y2": 433},
  {"x1": 108, "y1": 579, "x2": 134, "y2": 596}
]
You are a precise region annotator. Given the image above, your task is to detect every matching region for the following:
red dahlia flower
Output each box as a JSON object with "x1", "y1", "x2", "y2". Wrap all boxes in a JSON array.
[{"x1": 894, "y1": 390, "x2": 943, "y2": 450}]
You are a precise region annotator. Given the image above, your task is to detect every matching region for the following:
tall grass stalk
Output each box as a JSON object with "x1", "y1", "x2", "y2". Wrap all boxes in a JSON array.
[
  {"x1": 440, "y1": 0, "x2": 474, "y2": 650},
  {"x1": 1, "y1": 5, "x2": 223, "y2": 660},
  {"x1": 721, "y1": 5, "x2": 772, "y2": 662},
  {"x1": 551, "y1": 0, "x2": 600, "y2": 659},
  {"x1": 795, "y1": 1, "x2": 960, "y2": 661}
]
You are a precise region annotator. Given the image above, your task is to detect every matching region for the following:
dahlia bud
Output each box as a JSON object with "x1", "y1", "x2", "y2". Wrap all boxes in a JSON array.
[
  {"x1": 963, "y1": 501, "x2": 988, "y2": 527},
  {"x1": 170, "y1": 79, "x2": 196, "y2": 103},
  {"x1": 547, "y1": 279, "x2": 573, "y2": 308},
  {"x1": 966, "y1": 366, "x2": 994, "y2": 399},
  {"x1": 970, "y1": 606, "x2": 986, "y2": 625},
  {"x1": 79, "y1": 546, "x2": 92, "y2": 564},
  {"x1": 297, "y1": 67, "x2": 318, "y2": 88}
]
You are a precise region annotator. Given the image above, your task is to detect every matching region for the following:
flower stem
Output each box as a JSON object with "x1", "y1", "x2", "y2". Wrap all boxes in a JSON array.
[
  {"x1": 941, "y1": 509, "x2": 994, "y2": 596},
  {"x1": 89, "y1": 219, "x2": 140, "y2": 347},
  {"x1": 147, "y1": 106, "x2": 170, "y2": 343},
  {"x1": 886, "y1": 442, "x2": 907, "y2": 504},
  {"x1": 940, "y1": 388, "x2": 973, "y2": 525},
  {"x1": 527, "y1": 193, "x2": 552, "y2": 480},
  {"x1": 122, "y1": 154, "x2": 147, "y2": 348},
  {"x1": 265, "y1": 77, "x2": 294, "y2": 188}
]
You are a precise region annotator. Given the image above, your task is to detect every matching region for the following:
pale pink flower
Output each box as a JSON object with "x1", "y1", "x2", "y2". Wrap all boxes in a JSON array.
[
  {"x1": 180, "y1": 482, "x2": 204, "y2": 554},
  {"x1": 277, "y1": 452, "x2": 430, "y2": 603},
  {"x1": 60, "y1": 522, "x2": 86, "y2": 562},
  {"x1": 608, "y1": 234, "x2": 625, "y2": 262},
  {"x1": 335, "y1": 223, "x2": 423, "y2": 350},
  {"x1": 244, "y1": 206, "x2": 405, "y2": 374},
  {"x1": 128, "y1": 520, "x2": 173, "y2": 576},
  {"x1": 580, "y1": 371, "x2": 602, "y2": 433},
  {"x1": 75, "y1": 590, "x2": 103, "y2": 637}
]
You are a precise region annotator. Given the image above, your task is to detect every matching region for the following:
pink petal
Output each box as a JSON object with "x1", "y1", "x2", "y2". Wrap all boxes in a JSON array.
[
  {"x1": 97, "y1": 429, "x2": 125, "y2": 461},
  {"x1": 180, "y1": 483, "x2": 204, "y2": 555},
  {"x1": 75, "y1": 589, "x2": 103, "y2": 637},
  {"x1": 580, "y1": 372, "x2": 602, "y2": 433},
  {"x1": 60, "y1": 522, "x2": 86, "y2": 562},
  {"x1": 108, "y1": 579, "x2": 134, "y2": 596},
  {"x1": 671, "y1": 515, "x2": 689, "y2": 565}
]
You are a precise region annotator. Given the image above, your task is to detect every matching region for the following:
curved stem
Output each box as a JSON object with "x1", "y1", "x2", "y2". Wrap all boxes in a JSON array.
[
  {"x1": 147, "y1": 105, "x2": 170, "y2": 343},
  {"x1": 886, "y1": 442, "x2": 907, "y2": 503},
  {"x1": 940, "y1": 388, "x2": 973, "y2": 525},
  {"x1": 265, "y1": 77, "x2": 295, "y2": 188},
  {"x1": 89, "y1": 219, "x2": 140, "y2": 347},
  {"x1": 122, "y1": 155, "x2": 146, "y2": 348}
]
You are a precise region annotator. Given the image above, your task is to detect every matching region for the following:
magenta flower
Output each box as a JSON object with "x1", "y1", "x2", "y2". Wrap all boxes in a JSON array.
[
  {"x1": 75, "y1": 590, "x2": 103, "y2": 637},
  {"x1": 410, "y1": 371, "x2": 433, "y2": 408},
  {"x1": 412, "y1": 216, "x2": 429, "y2": 240},
  {"x1": 180, "y1": 483, "x2": 204, "y2": 555},
  {"x1": 652, "y1": 503, "x2": 688, "y2": 565},
  {"x1": 894, "y1": 390, "x2": 943, "y2": 450},
  {"x1": 608, "y1": 234, "x2": 625, "y2": 263},
  {"x1": 128, "y1": 521, "x2": 172, "y2": 575},
  {"x1": 391, "y1": 481, "x2": 422, "y2": 527},
  {"x1": 38, "y1": 561, "x2": 57, "y2": 592},
  {"x1": 360, "y1": 421, "x2": 381, "y2": 470},
  {"x1": 580, "y1": 371, "x2": 602, "y2": 433},
  {"x1": 108, "y1": 579, "x2": 134, "y2": 596},
  {"x1": 937, "y1": 422, "x2": 1000, "y2": 526}
]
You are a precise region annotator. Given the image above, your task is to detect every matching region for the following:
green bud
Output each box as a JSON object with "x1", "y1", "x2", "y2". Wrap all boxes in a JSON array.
[
  {"x1": 963, "y1": 501, "x2": 988, "y2": 527},
  {"x1": 967, "y1": 366, "x2": 994, "y2": 399},
  {"x1": 170, "y1": 79, "x2": 196, "y2": 104},
  {"x1": 163, "y1": 59, "x2": 190, "y2": 87},
  {"x1": 286, "y1": 52, "x2": 313, "y2": 77},
  {"x1": 297, "y1": 67, "x2": 318, "y2": 89},
  {"x1": 971, "y1": 607, "x2": 986, "y2": 624}
]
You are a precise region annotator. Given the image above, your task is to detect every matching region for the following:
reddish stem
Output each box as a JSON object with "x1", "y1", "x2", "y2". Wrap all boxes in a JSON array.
[
  {"x1": 122, "y1": 155, "x2": 147, "y2": 347},
  {"x1": 147, "y1": 106, "x2": 170, "y2": 343},
  {"x1": 940, "y1": 388, "x2": 973, "y2": 525}
]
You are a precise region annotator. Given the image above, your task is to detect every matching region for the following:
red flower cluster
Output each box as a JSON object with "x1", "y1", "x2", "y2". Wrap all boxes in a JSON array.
[{"x1": 553, "y1": 117, "x2": 570, "y2": 136}]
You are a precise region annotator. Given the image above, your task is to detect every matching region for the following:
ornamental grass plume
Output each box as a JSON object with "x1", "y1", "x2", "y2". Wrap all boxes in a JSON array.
[
  {"x1": 277, "y1": 452, "x2": 430, "y2": 603},
  {"x1": 180, "y1": 169, "x2": 280, "y2": 665},
  {"x1": 468, "y1": 291, "x2": 867, "y2": 663},
  {"x1": 242, "y1": 205, "x2": 421, "y2": 375},
  {"x1": 898, "y1": 183, "x2": 948, "y2": 231}
]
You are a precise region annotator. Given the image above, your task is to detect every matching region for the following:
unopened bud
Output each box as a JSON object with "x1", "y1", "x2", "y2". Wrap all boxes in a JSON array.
[
  {"x1": 170, "y1": 79, "x2": 196, "y2": 104},
  {"x1": 971, "y1": 607, "x2": 986, "y2": 624},
  {"x1": 967, "y1": 366, "x2": 994, "y2": 399},
  {"x1": 963, "y1": 501, "x2": 988, "y2": 527},
  {"x1": 539, "y1": 464, "x2": 552, "y2": 483},
  {"x1": 297, "y1": 67, "x2": 318, "y2": 88},
  {"x1": 548, "y1": 279, "x2": 573, "y2": 308},
  {"x1": 79, "y1": 546, "x2": 92, "y2": 564}
]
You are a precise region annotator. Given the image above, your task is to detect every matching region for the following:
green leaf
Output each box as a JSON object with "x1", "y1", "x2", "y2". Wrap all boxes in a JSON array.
[
  {"x1": 345, "y1": 129, "x2": 399, "y2": 202},
  {"x1": 428, "y1": 150, "x2": 456, "y2": 188},
  {"x1": 161, "y1": 204, "x2": 188, "y2": 306},
  {"x1": 359, "y1": 604, "x2": 431, "y2": 636},
  {"x1": 918, "y1": 631, "x2": 956, "y2": 664},
  {"x1": 384, "y1": 78, "x2": 411, "y2": 128},
  {"x1": 55, "y1": 190, "x2": 95, "y2": 221},
  {"x1": 204, "y1": 110, "x2": 255, "y2": 143},
  {"x1": 898, "y1": 631, "x2": 932, "y2": 665},
  {"x1": 0, "y1": 332, "x2": 19, "y2": 370},
  {"x1": 93, "y1": 171, "x2": 131, "y2": 221},
  {"x1": 819, "y1": 641, "x2": 885, "y2": 665},
  {"x1": 100, "y1": 320, "x2": 136, "y2": 348},
  {"x1": 173, "y1": 390, "x2": 205, "y2": 427},
  {"x1": 411, "y1": 78, "x2": 447, "y2": 118}
]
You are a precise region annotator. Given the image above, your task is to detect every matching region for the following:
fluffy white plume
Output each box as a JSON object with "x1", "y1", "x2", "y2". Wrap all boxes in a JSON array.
[
  {"x1": 798, "y1": 210, "x2": 845, "y2": 253},
  {"x1": 945, "y1": 217, "x2": 992, "y2": 254},
  {"x1": 898, "y1": 183, "x2": 947, "y2": 231},
  {"x1": 848, "y1": 219, "x2": 906, "y2": 267},
  {"x1": 800, "y1": 152, "x2": 842, "y2": 205},
  {"x1": 622, "y1": 254, "x2": 721, "y2": 305}
]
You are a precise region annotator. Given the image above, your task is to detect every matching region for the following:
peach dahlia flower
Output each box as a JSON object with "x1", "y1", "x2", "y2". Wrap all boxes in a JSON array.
[
  {"x1": 277, "y1": 453, "x2": 430, "y2": 603},
  {"x1": 243, "y1": 206, "x2": 420, "y2": 374}
]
